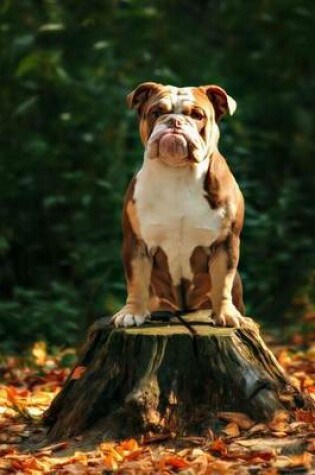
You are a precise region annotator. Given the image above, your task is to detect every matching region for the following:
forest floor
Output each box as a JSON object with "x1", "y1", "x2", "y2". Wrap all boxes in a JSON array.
[{"x1": 0, "y1": 331, "x2": 315, "y2": 474}]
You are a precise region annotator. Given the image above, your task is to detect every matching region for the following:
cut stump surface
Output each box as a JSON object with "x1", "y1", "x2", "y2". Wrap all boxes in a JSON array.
[{"x1": 45, "y1": 312, "x2": 310, "y2": 441}]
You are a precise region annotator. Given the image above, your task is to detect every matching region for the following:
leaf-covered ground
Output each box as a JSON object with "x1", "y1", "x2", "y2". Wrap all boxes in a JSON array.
[{"x1": 0, "y1": 339, "x2": 315, "y2": 474}]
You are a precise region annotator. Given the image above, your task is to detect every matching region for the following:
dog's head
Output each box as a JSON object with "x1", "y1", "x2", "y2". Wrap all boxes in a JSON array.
[{"x1": 127, "y1": 82, "x2": 236, "y2": 167}]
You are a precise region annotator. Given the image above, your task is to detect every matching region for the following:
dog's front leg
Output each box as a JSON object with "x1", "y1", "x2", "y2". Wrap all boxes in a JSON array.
[
  {"x1": 112, "y1": 238, "x2": 152, "y2": 328},
  {"x1": 209, "y1": 233, "x2": 245, "y2": 327}
]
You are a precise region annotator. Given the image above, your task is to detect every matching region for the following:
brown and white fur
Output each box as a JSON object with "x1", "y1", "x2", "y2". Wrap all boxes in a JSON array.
[{"x1": 112, "y1": 82, "x2": 246, "y2": 328}]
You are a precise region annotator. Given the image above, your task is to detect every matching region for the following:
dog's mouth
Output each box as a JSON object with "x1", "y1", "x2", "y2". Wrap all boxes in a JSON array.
[
  {"x1": 146, "y1": 126, "x2": 205, "y2": 166},
  {"x1": 158, "y1": 130, "x2": 189, "y2": 162}
]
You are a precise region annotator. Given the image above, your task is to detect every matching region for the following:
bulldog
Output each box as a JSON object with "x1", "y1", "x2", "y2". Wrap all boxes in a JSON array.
[{"x1": 112, "y1": 82, "x2": 246, "y2": 328}]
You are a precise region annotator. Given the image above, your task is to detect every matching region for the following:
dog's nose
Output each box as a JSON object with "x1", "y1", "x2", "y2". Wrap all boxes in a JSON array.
[{"x1": 168, "y1": 116, "x2": 185, "y2": 128}]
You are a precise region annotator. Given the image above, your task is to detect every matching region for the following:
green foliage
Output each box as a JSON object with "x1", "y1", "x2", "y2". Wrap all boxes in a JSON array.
[{"x1": 0, "y1": 0, "x2": 314, "y2": 349}]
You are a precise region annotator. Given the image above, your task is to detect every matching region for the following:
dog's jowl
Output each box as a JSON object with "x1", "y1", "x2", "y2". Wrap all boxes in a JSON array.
[{"x1": 112, "y1": 82, "x2": 246, "y2": 328}]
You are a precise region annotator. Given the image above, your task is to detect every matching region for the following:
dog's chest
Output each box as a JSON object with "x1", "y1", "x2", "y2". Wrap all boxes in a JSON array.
[{"x1": 134, "y1": 162, "x2": 226, "y2": 285}]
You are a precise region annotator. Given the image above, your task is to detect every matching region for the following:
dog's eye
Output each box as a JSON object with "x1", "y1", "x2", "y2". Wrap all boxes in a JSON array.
[
  {"x1": 190, "y1": 110, "x2": 204, "y2": 121},
  {"x1": 150, "y1": 108, "x2": 165, "y2": 119}
]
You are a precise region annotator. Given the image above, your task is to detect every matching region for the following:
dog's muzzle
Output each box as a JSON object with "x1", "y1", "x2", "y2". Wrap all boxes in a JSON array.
[{"x1": 159, "y1": 131, "x2": 189, "y2": 161}]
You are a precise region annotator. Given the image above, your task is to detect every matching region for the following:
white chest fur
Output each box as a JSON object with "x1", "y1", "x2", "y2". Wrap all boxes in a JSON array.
[{"x1": 134, "y1": 158, "x2": 226, "y2": 285}]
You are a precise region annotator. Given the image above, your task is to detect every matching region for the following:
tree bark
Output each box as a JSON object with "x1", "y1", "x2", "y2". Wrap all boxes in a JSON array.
[{"x1": 44, "y1": 312, "x2": 310, "y2": 442}]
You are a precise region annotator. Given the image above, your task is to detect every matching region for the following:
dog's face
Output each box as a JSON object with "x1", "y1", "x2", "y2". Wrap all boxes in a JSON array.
[{"x1": 127, "y1": 82, "x2": 236, "y2": 167}]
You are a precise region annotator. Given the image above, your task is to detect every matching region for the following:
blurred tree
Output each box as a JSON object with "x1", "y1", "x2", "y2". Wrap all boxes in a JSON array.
[{"x1": 0, "y1": 0, "x2": 314, "y2": 349}]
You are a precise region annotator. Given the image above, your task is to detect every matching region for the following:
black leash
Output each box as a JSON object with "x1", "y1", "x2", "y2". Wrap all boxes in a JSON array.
[{"x1": 150, "y1": 310, "x2": 198, "y2": 336}]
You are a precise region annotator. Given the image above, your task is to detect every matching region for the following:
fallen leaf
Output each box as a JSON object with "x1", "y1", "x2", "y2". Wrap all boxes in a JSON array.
[
  {"x1": 270, "y1": 455, "x2": 291, "y2": 468},
  {"x1": 99, "y1": 443, "x2": 123, "y2": 462},
  {"x1": 0, "y1": 433, "x2": 22, "y2": 443},
  {"x1": 102, "y1": 453, "x2": 119, "y2": 470},
  {"x1": 189, "y1": 453, "x2": 214, "y2": 473},
  {"x1": 222, "y1": 422, "x2": 240, "y2": 438},
  {"x1": 118, "y1": 438, "x2": 139, "y2": 452},
  {"x1": 0, "y1": 444, "x2": 16, "y2": 456},
  {"x1": 210, "y1": 438, "x2": 228, "y2": 456},
  {"x1": 217, "y1": 411, "x2": 255, "y2": 429},
  {"x1": 189, "y1": 448, "x2": 210, "y2": 459},
  {"x1": 37, "y1": 441, "x2": 69, "y2": 453},
  {"x1": 5, "y1": 387, "x2": 31, "y2": 419},
  {"x1": 268, "y1": 421, "x2": 290, "y2": 432},
  {"x1": 289, "y1": 452, "x2": 313, "y2": 469},
  {"x1": 122, "y1": 448, "x2": 147, "y2": 462},
  {"x1": 248, "y1": 423, "x2": 269, "y2": 434},
  {"x1": 290, "y1": 421, "x2": 310, "y2": 432},
  {"x1": 270, "y1": 410, "x2": 290, "y2": 423},
  {"x1": 158, "y1": 455, "x2": 189, "y2": 470},
  {"x1": 55, "y1": 462, "x2": 88, "y2": 474},
  {"x1": 70, "y1": 366, "x2": 86, "y2": 380},
  {"x1": 295, "y1": 409, "x2": 315, "y2": 424},
  {"x1": 271, "y1": 431, "x2": 289, "y2": 438},
  {"x1": 6, "y1": 423, "x2": 27, "y2": 433},
  {"x1": 208, "y1": 460, "x2": 234, "y2": 474}
]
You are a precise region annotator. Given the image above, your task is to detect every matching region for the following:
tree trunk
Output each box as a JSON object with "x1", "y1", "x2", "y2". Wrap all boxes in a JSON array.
[{"x1": 44, "y1": 312, "x2": 309, "y2": 442}]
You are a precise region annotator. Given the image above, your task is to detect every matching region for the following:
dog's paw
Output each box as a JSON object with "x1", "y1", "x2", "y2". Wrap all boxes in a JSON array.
[
  {"x1": 111, "y1": 305, "x2": 150, "y2": 328},
  {"x1": 213, "y1": 302, "x2": 246, "y2": 328}
]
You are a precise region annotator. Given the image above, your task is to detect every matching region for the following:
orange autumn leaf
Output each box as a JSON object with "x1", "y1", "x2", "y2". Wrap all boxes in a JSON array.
[
  {"x1": 208, "y1": 460, "x2": 234, "y2": 474},
  {"x1": 158, "y1": 455, "x2": 190, "y2": 470},
  {"x1": 289, "y1": 452, "x2": 313, "y2": 469},
  {"x1": 99, "y1": 443, "x2": 123, "y2": 462},
  {"x1": 119, "y1": 438, "x2": 139, "y2": 452},
  {"x1": 0, "y1": 445, "x2": 17, "y2": 457},
  {"x1": 123, "y1": 448, "x2": 147, "y2": 462},
  {"x1": 70, "y1": 366, "x2": 86, "y2": 380},
  {"x1": 222, "y1": 422, "x2": 240, "y2": 438},
  {"x1": 271, "y1": 410, "x2": 290, "y2": 423},
  {"x1": 5, "y1": 386, "x2": 21, "y2": 403},
  {"x1": 102, "y1": 453, "x2": 118, "y2": 470},
  {"x1": 5, "y1": 387, "x2": 31, "y2": 418},
  {"x1": 268, "y1": 420, "x2": 290, "y2": 432},
  {"x1": 210, "y1": 438, "x2": 228, "y2": 456},
  {"x1": 295, "y1": 409, "x2": 315, "y2": 424},
  {"x1": 11, "y1": 456, "x2": 42, "y2": 471}
]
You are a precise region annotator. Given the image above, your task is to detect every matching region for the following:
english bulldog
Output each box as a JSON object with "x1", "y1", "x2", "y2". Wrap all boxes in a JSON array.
[{"x1": 112, "y1": 82, "x2": 246, "y2": 328}]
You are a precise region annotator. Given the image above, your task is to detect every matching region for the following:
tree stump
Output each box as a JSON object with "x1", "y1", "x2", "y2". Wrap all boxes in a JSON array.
[{"x1": 44, "y1": 312, "x2": 310, "y2": 442}]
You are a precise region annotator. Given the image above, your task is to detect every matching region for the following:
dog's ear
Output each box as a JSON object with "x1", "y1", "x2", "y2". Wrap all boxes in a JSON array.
[
  {"x1": 127, "y1": 82, "x2": 162, "y2": 113},
  {"x1": 200, "y1": 85, "x2": 237, "y2": 121}
]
